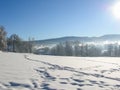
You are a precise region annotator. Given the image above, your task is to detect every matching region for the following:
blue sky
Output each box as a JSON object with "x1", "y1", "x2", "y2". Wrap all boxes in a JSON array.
[{"x1": 0, "y1": 0, "x2": 120, "y2": 40}]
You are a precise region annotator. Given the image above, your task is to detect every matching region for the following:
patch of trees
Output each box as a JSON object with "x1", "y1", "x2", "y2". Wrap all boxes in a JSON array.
[
  {"x1": 0, "y1": 26, "x2": 33, "y2": 53},
  {"x1": 7, "y1": 34, "x2": 33, "y2": 53},
  {"x1": 49, "y1": 41, "x2": 102, "y2": 57},
  {"x1": 36, "y1": 41, "x2": 120, "y2": 57},
  {"x1": 102, "y1": 44, "x2": 120, "y2": 57}
]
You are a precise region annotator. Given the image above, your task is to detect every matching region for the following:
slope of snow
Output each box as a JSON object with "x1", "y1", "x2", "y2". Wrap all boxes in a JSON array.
[{"x1": 0, "y1": 52, "x2": 120, "y2": 90}]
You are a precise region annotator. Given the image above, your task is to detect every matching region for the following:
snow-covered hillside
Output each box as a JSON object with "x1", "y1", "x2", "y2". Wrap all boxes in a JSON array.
[{"x1": 0, "y1": 52, "x2": 120, "y2": 90}]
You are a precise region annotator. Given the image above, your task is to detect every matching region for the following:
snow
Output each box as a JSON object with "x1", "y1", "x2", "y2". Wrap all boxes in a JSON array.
[{"x1": 0, "y1": 52, "x2": 120, "y2": 90}]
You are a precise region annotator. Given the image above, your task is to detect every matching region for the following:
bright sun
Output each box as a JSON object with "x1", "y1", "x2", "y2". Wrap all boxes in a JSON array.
[{"x1": 111, "y1": 1, "x2": 120, "y2": 19}]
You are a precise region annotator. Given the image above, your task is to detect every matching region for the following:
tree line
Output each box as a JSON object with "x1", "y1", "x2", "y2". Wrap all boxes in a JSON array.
[
  {"x1": 0, "y1": 26, "x2": 33, "y2": 53},
  {"x1": 35, "y1": 41, "x2": 120, "y2": 57}
]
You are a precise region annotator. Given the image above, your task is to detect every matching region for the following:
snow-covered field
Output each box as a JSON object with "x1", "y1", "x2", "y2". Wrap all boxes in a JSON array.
[{"x1": 0, "y1": 52, "x2": 120, "y2": 90}]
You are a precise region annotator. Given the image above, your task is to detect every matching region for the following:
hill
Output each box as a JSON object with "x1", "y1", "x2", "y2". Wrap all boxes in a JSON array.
[{"x1": 34, "y1": 34, "x2": 120, "y2": 45}]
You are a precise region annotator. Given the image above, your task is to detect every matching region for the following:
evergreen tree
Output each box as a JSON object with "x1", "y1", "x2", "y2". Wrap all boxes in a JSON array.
[
  {"x1": 107, "y1": 44, "x2": 114, "y2": 56},
  {"x1": 56, "y1": 43, "x2": 65, "y2": 56},
  {"x1": 65, "y1": 41, "x2": 73, "y2": 56},
  {"x1": 74, "y1": 42, "x2": 81, "y2": 56}
]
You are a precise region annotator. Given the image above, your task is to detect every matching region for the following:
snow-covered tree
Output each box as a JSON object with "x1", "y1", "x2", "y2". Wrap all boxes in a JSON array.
[{"x1": 0, "y1": 26, "x2": 7, "y2": 51}]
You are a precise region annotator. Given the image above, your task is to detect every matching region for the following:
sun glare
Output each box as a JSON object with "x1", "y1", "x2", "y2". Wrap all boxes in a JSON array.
[{"x1": 111, "y1": 1, "x2": 120, "y2": 19}]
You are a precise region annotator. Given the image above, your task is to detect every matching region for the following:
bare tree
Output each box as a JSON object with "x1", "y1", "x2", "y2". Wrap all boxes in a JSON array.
[{"x1": 8, "y1": 34, "x2": 22, "y2": 52}]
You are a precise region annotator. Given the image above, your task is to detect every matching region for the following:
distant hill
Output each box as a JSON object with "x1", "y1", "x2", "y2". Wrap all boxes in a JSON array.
[{"x1": 34, "y1": 34, "x2": 120, "y2": 45}]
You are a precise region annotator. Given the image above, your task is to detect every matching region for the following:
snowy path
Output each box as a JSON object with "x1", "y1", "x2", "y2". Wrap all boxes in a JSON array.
[{"x1": 0, "y1": 52, "x2": 120, "y2": 90}]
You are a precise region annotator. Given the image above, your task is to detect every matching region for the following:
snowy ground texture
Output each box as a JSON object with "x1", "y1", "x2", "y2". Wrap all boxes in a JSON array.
[{"x1": 0, "y1": 52, "x2": 120, "y2": 90}]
